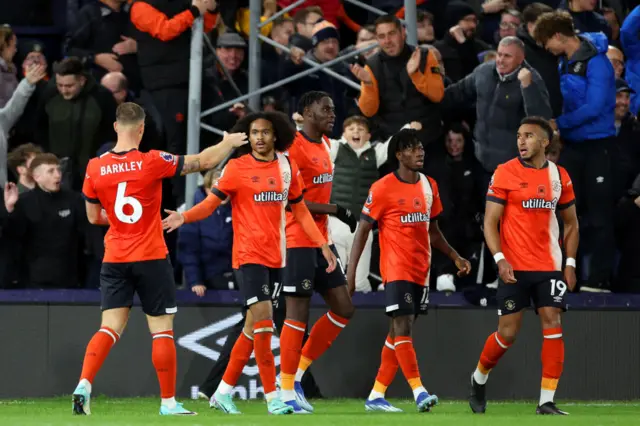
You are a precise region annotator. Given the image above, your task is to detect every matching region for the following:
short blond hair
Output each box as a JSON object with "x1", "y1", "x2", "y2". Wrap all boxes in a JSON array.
[{"x1": 116, "y1": 102, "x2": 146, "y2": 126}]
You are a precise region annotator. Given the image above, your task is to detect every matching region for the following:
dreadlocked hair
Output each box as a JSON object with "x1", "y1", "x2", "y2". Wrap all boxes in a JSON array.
[{"x1": 386, "y1": 128, "x2": 421, "y2": 168}]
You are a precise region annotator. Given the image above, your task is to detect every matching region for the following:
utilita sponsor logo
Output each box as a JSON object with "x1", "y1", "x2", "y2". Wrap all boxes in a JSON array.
[
  {"x1": 522, "y1": 198, "x2": 558, "y2": 210},
  {"x1": 400, "y1": 212, "x2": 430, "y2": 224},
  {"x1": 312, "y1": 173, "x2": 333, "y2": 184},
  {"x1": 178, "y1": 313, "x2": 281, "y2": 400},
  {"x1": 253, "y1": 190, "x2": 288, "y2": 202}
]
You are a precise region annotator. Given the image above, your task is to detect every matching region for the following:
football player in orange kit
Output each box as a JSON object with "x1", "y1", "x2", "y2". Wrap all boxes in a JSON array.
[
  {"x1": 162, "y1": 111, "x2": 337, "y2": 415},
  {"x1": 348, "y1": 128, "x2": 471, "y2": 412},
  {"x1": 469, "y1": 116, "x2": 578, "y2": 416},
  {"x1": 75, "y1": 102, "x2": 248, "y2": 416}
]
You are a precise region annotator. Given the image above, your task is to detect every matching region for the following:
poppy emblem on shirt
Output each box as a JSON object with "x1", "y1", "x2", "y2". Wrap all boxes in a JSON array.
[
  {"x1": 537, "y1": 185, "x2": 546, "y2": 197},
  {"x1": 268, "y1": 177, "x2": 277, "y2": 187},
  {"x1": 413, "y1": 198, "x2": 423, "y2": 210}
]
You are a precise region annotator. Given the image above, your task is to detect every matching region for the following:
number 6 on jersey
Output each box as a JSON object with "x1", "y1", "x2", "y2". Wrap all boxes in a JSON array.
[{"x1": 115, "y1": 182, "x2": 143, "y2": 224}]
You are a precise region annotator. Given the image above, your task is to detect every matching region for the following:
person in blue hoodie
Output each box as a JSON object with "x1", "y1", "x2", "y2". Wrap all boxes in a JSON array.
[
  {"x1": 177, "y1": 168, "x2": 234, "y2": 296},
  {"x1": 621, "y1": 5, "x2": 640, "y2": 115},
  {"x1": 534, "y1": 10, "x2": 616, "y2": 292}
]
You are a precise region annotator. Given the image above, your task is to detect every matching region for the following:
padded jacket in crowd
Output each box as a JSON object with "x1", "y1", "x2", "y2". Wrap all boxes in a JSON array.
[
  {"x1": 0, "y1": 58, "x2": 18, "y2": 108},
  {"x1": 443, "y1": 61, "x2": 551, "y2": 172},
  {"x1": 556, "y1": 32, "x2": 616, "y2": 143},
  {"x1": 177, "y1": 187, "x2": 233, "y2": 288},
  {"x1": 558, "y1": 0, "x2": 612, "y2": 39},
  {"x1": 621, "y1": 6, "x2": 640, "y2": 115}
]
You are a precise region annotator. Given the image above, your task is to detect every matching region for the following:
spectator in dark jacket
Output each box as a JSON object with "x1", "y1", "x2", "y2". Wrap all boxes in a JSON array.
[
  {"x1": 535, "y1": 12, "x2": 616, "y2": 292},
  {"x1": 290, "y1": 6, "x2": 324, "y2": 51},
  {"x1": 351, "y1": 15, "x2": 444, "y2": 144},
  {"x1": 2, "y1": 153, "x2": 86, "y2": 288},
  {"x1": 434, "y1": 1, "x2": 491, "y2": 83},
  {"x1": 558, "y1": 0, "x2": 611, "y2": 39},
  {"x1": 35, "y1": 57, "x2": 117, "y2": 191},
  {"x1": 65, "y1": 0, "x2": 142, "y2": 95},
  {"x1": 444, "y1": 37, "x2": 551, "y2": 179},
  {"x1": 281, "y1": 20, "x2": 354, "y2": 137},
  {"x1": 178, "y1": 169, "x2": 234, "y2": 296},
  {"x1": 613, "y1": 173, "x2": 640, "y2": 293},
  {"x1": 611, "y1": 79, "x2": 640, "y2": 201},
  {"x1": 621, "y1": 5, "x2": 640, "y2": 114},
  {"x1": 517, "y1": 2, "x2": 563, "y2": 117}
]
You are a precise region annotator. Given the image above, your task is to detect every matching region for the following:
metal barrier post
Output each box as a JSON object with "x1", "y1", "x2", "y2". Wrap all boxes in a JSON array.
[
  {"x1": 404, "y1": 0, "x2": 418, "y2": 46},
  {"x1": 248, "y1": 0, "x2": 262, "y2": 111},
  {"x1": 185, "y1": 17, "x2": 203, "y2": 209}
]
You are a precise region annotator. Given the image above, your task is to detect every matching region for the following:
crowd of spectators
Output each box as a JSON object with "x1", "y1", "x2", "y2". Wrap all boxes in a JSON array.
[{"x1": 2, "y1": 0, "x2": 640, "y2": 296}]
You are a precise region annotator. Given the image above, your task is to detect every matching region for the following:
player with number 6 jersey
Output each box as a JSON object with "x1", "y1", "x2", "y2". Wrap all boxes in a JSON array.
[
  {"x1": 348, "y1": 129, "x2": 471, "y2": 413},
  {"x1": 469, "y1": 117, "x2": 579, "y2": 416},
  {"x1": 74, "y1": 102, "x2": 248, "y2": 417}
]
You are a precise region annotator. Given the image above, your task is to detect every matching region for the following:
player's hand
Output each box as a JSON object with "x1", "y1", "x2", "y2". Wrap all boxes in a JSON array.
[
  {"x1": 454, "y1": 256, "x2": 472, "y2": 277},
  {"x1": 292, "y1": 112, "x2": 304, "y2": 126},
  {"x1": 162, "y1": 209, "x2": 185, "y2": 232},
  {"x1": 321, "y1": 244, "x2": 337, "y2": 273},
  {"x1": 406, "y1": 48, "x2": 421, "y2": 75},
  {"x1": 222, "y1": 131, "x2": 248, "y2": 148},
  {"x1": 482, "y1": 0, "x2": 510, "y2": 14},
  {"x1": 497, "y1": 259, "x2": 517, "y2": 284},
  {"x1": 336, "y1": 205, "x2": 357, "y2": 233},
  {"x1": 349, "y1": 63, "x2": 373, "y2": 84},
  {"x1": 517, "y1": 68, "x2": 532, "y2": 88},
  {"x1": 564, "y1": 266, "x2": 577, "y2": 292},
  {"x1": 192, "y1": 284, "x2": 207, "y2": 297},
  {"x1": 24, "y1": 64, "x2": 46, "y2": 85},
  {"x1": 3, "y1": 182, "x2": 19, "y2": 213},
  {"x1": 192, "y1": 0, "x2": 209, "y2": 16}
]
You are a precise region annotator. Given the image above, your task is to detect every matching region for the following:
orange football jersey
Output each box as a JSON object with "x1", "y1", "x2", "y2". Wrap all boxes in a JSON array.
[
  {"x1": 213, "y1": 153, "x2": 304, "y2": 269},
  {"x1": 362, "y1": 172, "x2": 443, "y2": 286},
  {"x1": 487, "y1": 158, "x2": 575, "y2": 271},
  {"x1": 285, "y1": 131, "x2": 333, "y2": 248},
  {"x1": 82, "y1": 149, "x2": 183, "y2": 263}
]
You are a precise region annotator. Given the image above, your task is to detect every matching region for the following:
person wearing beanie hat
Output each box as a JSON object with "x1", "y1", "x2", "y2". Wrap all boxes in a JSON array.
[
  {"x1": 310, "y1": 20, "x2": 340, "y2": 64},
  {"x1": 434, "y1": 1, "x2": 491, "y2": 83}
]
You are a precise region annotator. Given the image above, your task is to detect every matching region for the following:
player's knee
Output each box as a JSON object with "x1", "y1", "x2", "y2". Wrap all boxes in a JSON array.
[
  {"x1": 249, "y1": 300, "x2": 273, "y2": 322},
  {"x1": 146, "y1": 314, "x2": 174, "y2": 334},
  {"x1": 333, "y1": 302, "x2": 355, "y2": 320},
  {"x1": 496, "y1": 325, "x2": 518, "y2": 344},
  {"x1": 101, "y1": 308, "x2": 130, "y2": 335},
  {"x1": 392, "y1": 316, "x2": 412, "y2": 336},
  {"x1": 285, "y1": 296, "x2": 311, "y2": 323}
]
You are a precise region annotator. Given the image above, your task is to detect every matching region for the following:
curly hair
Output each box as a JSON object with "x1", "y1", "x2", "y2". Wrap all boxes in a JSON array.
[
  {"x1": 230, "y1": 111, "x2": 297, "y2": 156},
  {"x1": 386, "y1": 129, "x2": 421, "y2": 169},
  {"x1": 532, "y1": 11, "x2": 575, "y2": 46}
]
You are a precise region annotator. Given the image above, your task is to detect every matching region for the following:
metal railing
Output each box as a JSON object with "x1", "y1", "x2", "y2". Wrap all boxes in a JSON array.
[{"x1": 185, "y1": 0, "x2": 419, "y2": 207}]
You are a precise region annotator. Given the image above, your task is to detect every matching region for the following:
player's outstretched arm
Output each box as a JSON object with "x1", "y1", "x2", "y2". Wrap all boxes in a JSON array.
[
  {"x1": 85, "y1": 202, "x2": 109, "y2": 226},
  {"x1": 485, "y1": 200, "x2": 516, "y2": 284},
  {"x1": 429, "y1": 219, "x2": 471, "y2": 277},
  {"x1": 559, "y1": 205, "x2": 579, "y2": 291},
  {"x1": 290, "y1": 201, "x2": 336, "y2": 273},
  {"x1": 180, "y1": 132, "x2": 248, "y2": 175},
  {"x1": 348, "y1": 219, "x2": 373, "y2": 295},
  {"x1": 304, "y1": 201, "x2": 357, "y2": 232},
  {"x1": 162, "y1": 193, "x2": 223, "y2": 232}
]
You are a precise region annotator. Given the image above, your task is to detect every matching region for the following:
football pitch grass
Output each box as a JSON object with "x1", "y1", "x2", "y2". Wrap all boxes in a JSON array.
[{"x1": 1, "y1": 398, "x2": 639, "y2": 426}]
